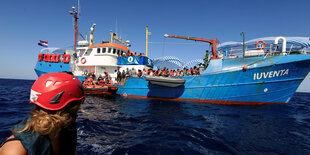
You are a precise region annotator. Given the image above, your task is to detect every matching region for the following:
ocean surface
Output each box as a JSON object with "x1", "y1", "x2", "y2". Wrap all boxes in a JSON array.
[{"x1": 0, "y1": 78, "x2": 310, "y2": 154}]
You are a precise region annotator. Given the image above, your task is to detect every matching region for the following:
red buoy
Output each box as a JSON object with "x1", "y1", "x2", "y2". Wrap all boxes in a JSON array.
[{"x1": 243, "y1": 66, "x2": 248, "y2": 71}]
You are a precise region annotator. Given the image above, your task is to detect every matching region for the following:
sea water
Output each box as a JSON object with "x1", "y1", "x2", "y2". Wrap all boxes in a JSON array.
[{"x1": 0, "y1": 78, "x2": 309, "y2": 154}]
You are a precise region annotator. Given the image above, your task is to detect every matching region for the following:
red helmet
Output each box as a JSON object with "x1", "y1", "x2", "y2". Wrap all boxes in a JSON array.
[{"x1": 30, "y1": 72, "x2": 85, "y2": 110}]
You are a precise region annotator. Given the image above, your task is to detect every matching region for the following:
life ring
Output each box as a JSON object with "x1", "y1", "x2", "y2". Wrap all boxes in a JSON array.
[
  {"x1": 255, "y1": 40, "x2": 266, "y2": 50},
  {"x1": 81, "y1": 57, "x2": 86, "y2": 64}
]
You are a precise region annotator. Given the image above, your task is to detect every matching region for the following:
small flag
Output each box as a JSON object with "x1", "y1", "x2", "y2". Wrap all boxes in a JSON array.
[{"x1": 38, "y1": 40, "x2": 48, "y2": 47}]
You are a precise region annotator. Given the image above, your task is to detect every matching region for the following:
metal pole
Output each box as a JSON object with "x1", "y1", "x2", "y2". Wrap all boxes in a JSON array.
[
  {"x1": 240, "y1": 32, "x2": 245, "y2": 57},
  {"x1": 146, "y1": 26, "x2": 149, "y2": 57},
  {"x1": 110, "y1": 31, "x2": 113, "y2": 43},
  {"x1": 74, "y1": 16, "x2": 78, "y2": 51}
]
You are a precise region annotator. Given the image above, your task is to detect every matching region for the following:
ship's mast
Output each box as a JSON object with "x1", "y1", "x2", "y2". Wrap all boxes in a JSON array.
[
  {"x1": 90, "y1": 23, "x2": 96, "y2": 46},
  {"x1": 146, "y1": 26, "x2": 151, "y2": 57},
  {"x1": 164, "y1": 34, "x2": 220, "y2": 59},
  {"x1": 69, "y1": 1, "x2": 80, "y2": 52},
  {"x1": 240, "y1": 32, "x2": 245, "y2": 57}
]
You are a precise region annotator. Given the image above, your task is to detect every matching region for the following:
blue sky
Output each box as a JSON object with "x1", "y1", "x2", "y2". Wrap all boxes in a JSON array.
[{"x1": 0, "y1": 0, "x2": 310, "y2": 91}]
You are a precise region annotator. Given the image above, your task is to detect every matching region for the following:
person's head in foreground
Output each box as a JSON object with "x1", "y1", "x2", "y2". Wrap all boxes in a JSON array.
[{"x1": 0, "y1": 72, "x2": 85, "y2": 155}]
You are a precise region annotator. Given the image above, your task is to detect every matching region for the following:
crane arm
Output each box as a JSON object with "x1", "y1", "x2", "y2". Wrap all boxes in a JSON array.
[{"x1": 164, "y1": 34, "x2": 219, "y2": 59}]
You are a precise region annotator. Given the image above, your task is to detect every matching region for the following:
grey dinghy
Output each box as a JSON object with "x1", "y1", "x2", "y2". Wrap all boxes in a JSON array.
[{"x1": 145, "y1": 76, "x2": 186, "y2": 87}]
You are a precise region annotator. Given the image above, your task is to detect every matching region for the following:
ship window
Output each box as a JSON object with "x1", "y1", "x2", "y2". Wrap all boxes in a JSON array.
[
  {"x1": 117, "y1": 50, "x2": 120, "y2": 55},
  {"x1": 113, "y1": 48, "x2": 116, "y2": 54},
  {"x1": 108, "y1": 48, "x2": 111, "y2": 53},
  {"x1": 102, "y1": 48, "x2": 106, "y2": 53},
  {"x1": 97, "y1": 48, "x2": 101, "y2": 53},
  {"x1": 121, "y1": 51, "x2": 124, "y2": 56}
]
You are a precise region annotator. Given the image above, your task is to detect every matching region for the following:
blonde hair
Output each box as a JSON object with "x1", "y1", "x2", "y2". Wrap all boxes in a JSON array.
[{"x1": 13, "y1": 101, "x2": 82, "y2": 137}]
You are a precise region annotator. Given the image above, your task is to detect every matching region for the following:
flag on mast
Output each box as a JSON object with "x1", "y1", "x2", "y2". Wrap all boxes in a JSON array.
[{"x1": 38, "y1": 40, "x2": 48, "y2": 47}]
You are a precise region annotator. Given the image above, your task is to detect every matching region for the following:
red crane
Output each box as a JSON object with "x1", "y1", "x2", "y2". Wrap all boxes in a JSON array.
[{"x1": 164, "y1": 34, "x2": 220, "y2": 59}]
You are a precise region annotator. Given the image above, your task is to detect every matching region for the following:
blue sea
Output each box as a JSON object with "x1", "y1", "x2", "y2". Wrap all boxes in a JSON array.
[{"x1": 0, "y1": 78, "x2": 310, "y2": 154}]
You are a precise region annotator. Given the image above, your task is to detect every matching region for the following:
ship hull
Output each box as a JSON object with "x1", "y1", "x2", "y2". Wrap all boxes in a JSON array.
[
  {"x1": 34, "y1": 61, "x2": 70, "y2": 76},
  {"x1": 117, "y1": 55, "x2": 310, "y2": 105},
  {"x1": 34, "y1": 61, "x2": 86, "y2": 82}
]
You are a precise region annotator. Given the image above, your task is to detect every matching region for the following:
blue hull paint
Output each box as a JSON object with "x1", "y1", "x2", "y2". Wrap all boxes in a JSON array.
[
  {"x1": 34, "y1": 61, "x2": 86, "y2": 82},
  {"x1": 117, "y1": 55, "x2": 310, "y2": 104},
  {"x1": 34, "y1": 61, "x2": 70, "y2": 75}
]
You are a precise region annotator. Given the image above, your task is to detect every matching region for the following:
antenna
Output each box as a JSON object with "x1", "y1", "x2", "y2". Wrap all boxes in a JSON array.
[{"x1": 115, "y1": 18, "x2": 118, "y2": 35}]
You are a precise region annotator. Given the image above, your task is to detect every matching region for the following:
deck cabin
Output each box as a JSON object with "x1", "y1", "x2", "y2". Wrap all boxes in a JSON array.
[{"x1": 73, "y1": 41, "x2": 152, "y2": 82}]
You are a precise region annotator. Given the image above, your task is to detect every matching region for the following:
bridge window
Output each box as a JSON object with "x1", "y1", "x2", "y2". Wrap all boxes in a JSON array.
[
  {"x1": 113, "y1": 48, "x2": 116, "y2": 54},
  {"x1": 97, "y1": 48, "x2": 101, "y2": 53},
  {"x1": 102, "y1": 48, "x2": 106, "y2": 53},
  {"x1": 108, "y1": 48, "x2": 111, "y2": 53},
  {"x1": 117, "y1": 50, "x2": 120, "y2": 55}
]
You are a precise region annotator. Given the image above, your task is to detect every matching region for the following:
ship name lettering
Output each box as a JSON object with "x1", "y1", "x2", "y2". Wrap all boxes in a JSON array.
[{"x1": 253, "y1": 69, "x2": 289, "y2": 80}]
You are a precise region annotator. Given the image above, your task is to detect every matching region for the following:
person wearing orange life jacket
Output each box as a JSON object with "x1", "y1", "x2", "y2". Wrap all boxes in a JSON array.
[
  {"x1": 0, "y1": 72, "x2": 85, "y2": 155},
  {"x1": 83, "y1": 77, "x2": 89, "y2": 86},
  {"x1": 193, "y1": 66, "x2": 199, "y2": 75},
  {"x1": 155, "y1": 69, "x2": 160, "y2": 76},
  {"x1": 179, "y1": 70, "x2": 184, "y2": 77},
  {"x1": 88, "y1": 76, "x2": 95, "y2": 86}
]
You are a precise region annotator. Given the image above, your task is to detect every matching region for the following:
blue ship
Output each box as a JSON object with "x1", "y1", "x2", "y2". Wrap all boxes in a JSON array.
[{"x1": 117, "y1": 35, "x2": 310, "y2": 105}]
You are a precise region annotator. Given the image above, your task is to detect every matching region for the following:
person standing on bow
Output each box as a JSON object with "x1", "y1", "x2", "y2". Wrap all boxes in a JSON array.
[
  {"x1": 0, "y1": 72, "x2": 85, "y2": 155},
  {"x1": 204, "y1": 50, "x2": 209, "y2": 64}
]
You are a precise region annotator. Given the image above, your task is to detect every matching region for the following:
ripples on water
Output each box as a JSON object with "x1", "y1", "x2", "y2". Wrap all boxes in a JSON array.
[{"x1": 0, "y1": 79, "x2": 309, "y2": 154}]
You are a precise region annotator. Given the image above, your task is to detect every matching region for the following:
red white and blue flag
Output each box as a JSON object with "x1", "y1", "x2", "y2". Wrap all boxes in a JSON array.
[{"x1": 38, "y1": 40, "x2": 48, "y2": 47}]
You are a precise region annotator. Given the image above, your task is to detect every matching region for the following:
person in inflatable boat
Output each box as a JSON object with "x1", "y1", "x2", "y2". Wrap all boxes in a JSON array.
[{"x1": 0, "y1": 72, "x2": 85, "y2": 155}]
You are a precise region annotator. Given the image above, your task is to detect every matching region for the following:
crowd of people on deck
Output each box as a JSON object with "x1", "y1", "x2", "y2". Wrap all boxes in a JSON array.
[
  {"x1": 114, "y1": 63, "x2": 206, "y2": 84},
  {"x1": 82, "y1": 62, "x2": 207, "y2": 86},
  {"x1": 118, "y1": 51, "x2": 146, "y2": 57}
]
